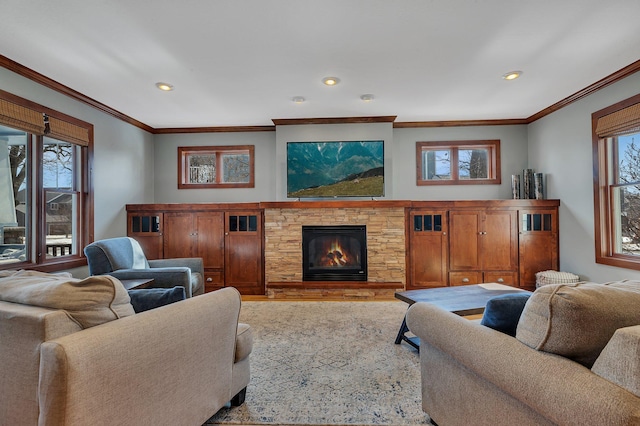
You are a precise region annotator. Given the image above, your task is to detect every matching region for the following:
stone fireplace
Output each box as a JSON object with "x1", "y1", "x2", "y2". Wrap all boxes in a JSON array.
[
  {"x1": 262, "y1": 201, "x2": 406, "y2": 298},
  {"x1": 302, "y1": 225, "x2": 367, "y2": 281}
]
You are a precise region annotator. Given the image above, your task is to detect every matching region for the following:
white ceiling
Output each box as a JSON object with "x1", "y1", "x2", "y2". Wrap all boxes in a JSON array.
[{"x1": 1, "y1": 0, "x2": 639, "y2": 129}]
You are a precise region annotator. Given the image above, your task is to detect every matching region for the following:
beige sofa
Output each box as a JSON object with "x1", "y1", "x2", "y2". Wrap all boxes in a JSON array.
[
  {"x1": 406, "y1": 280, "x2": 640, "y2": 426},
  {"x1": 0, "y1": 270, "x2": 252, "y2": 426}
]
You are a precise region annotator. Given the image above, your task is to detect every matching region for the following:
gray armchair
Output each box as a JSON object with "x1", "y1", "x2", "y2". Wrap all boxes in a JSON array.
[{"x1": 84, "y1": 237, "x2": 204, "y2": 297}]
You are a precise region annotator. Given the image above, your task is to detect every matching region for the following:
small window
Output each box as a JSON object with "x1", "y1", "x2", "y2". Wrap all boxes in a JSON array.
[
  {"x1": 178, "y1": 145, "x2": 255, "y2": 189},
  {"x1": 416, "y1": 140, "x2": 501, "y2": 185}
]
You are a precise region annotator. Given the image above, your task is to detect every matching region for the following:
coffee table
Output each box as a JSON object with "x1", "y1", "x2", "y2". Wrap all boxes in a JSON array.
[{"x1": 394, "y1": 283, "x2": 529, "y2": 351}]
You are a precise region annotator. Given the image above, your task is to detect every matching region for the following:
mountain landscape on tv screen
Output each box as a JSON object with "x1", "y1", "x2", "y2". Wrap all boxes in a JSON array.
[{"x1": 287, "y1": 141, "x2": 384, "y2": 198}]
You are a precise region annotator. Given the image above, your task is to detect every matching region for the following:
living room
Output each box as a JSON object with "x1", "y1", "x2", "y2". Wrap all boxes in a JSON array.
[{"x1": 2, "y1": 1, "x2": 640, "y2": 425}]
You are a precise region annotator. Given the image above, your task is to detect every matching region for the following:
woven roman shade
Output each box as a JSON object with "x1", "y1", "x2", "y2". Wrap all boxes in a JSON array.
[
  {"x1": 0, "y1": 98, "x2": 45, "y2": 135},
  {"x1": 47, "y1": 116, "x2": 90, "y2": 146},
  {"x1": 595, "y1": 102, "x2": 640, "y2": 137}
]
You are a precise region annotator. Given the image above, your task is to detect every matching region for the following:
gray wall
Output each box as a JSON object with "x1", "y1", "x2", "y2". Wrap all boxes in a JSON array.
[
  {"x1": 528, "y1": 71, "x2": 640, "y2": 283},
  {"x1": 392, "y1": 125, "x2": 528, "y2": 200},
  {"x1": 0, "y1": 68, "x2": 155, "y2": 242},
  {"x1": 153, "y1": 132, "x2": 276, "y2": 203}
]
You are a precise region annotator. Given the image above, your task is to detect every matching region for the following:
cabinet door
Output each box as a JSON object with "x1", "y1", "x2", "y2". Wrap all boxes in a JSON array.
[
  {"x1": 225, "y1": 211, "x2": 264, "y2": 295},
  {"x1": 480, "y1": 210, "x2": 518, "y2": 271},
  {"x1": 519, "y1": 210, "x2": 559, "y2": 289},
  {"x1": 127, "y1": 213, "x2": 163, "y2": 259},
  {"x1": 163, "y1": 212, "x2": 195, "y2": 259},
  {"x1": 409, "y1": 211, "x2": 448, "y2": 288},
  {"x1": 449, "y1": 211, "x2": 480, "y2": 271},
  {"x1": 195, "y1": 212, "x2": 224, "y2": 270}
]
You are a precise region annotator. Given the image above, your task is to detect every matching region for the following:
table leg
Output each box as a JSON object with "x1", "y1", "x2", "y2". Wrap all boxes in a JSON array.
[{"x1": 395, "y1": 314, "x2": 420, "y2": 351}]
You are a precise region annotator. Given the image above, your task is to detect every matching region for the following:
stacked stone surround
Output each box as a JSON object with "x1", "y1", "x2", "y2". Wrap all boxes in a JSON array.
[{"x1": 264, "y1": 206, "x2": 406, "y2": 298}]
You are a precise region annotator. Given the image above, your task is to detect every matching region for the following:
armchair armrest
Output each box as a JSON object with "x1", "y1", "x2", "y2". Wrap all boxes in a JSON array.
[
  {"x1": 406, "y1": 302, "x2": 640, "y2": 426},
  {"x1": 107, "y1": 268, "x2": 192, "y2": 295},
  {"x1": 38, "y1": 288, "x2": 242, "y2": 426},
  {"x1": 148, "y1": 257, "x2": 204, "y2": 275}
]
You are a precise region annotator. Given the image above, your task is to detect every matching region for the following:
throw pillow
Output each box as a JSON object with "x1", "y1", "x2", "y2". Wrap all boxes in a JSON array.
[
  {"x1": 0, "y1": 270, "x2": 135, "y2": 328},
  {"x1": 128, "y1": 286, "x2": 186, "y2": 313},
  {"x1": 516, "y1": 281, "x2": 640, "y2": 367},
  {"x1": 480, "y1": 292, "x2": 531, "y2": 336}
]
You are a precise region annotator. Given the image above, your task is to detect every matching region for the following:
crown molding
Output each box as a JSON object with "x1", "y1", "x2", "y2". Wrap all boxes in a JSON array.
[
  {"x1": 154, "y1": 125, "x2": 275, "y2": 134},
  {"x1": 0, "y1": 54, "x2": 155, "y2": 133},
  {"x1": 526, "y1": 59, "x2": 640, "y2": 123},
  {"x1": 394, "y1": 118, "x2": 528, "y2": 128},
  {"x1": 2, "y1": 53, "x2": 639, "y2": 133},
  {"x1": 272, "y1": 116, "x2": 397, "y2": 125}
]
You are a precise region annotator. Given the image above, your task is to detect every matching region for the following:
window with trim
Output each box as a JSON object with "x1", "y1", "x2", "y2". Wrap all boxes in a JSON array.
[
  {"x1": 593, "y1": 93, "x2": 640, "y2": 270},
  {"x1": 416, "y1": 140, "x2": 501, "y2": 185},
  {"x1": 0, "y1": 89, "x2": 93, "y2": 271},
  {"x1": 178, "y1": 145, "x2": 255, "y2": 189}
]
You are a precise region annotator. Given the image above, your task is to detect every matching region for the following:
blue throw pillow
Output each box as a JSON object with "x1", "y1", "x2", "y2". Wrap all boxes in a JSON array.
[
  {"x1": 127, "y1": 286, "x2": 186, "y2": 313},
  {"x1": 481, "y1": 293, "x2": 532, "y2": 336}
]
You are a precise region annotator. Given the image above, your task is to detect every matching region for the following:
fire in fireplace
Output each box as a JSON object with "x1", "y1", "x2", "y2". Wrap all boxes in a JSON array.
[{"x1": 302, "y1": 225, "x2": 367, "y2": 281}]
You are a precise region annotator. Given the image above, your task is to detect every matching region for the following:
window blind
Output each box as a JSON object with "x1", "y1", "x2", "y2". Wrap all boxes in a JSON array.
[
  {"x1": 0, "y1": 98, "x2": 45, "y2": 134},
  {"x1": 47, "y1": 116, "x2": 90, "y2": 146},
  {"x1": 595, "y1": 102, "x2": 640, "y2": 137}
]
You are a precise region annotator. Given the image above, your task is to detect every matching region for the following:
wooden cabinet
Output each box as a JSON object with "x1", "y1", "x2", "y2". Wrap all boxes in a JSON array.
[
  {"x1": 449, "y1": 209, "x2": 518, "y2": 285},
  {"x1": 519, "y1": 208, "x2": 559, "y2": 289},
  {"x1": 408, "y1": 211, "x2": 448, "y2": 289},
  {"x1": 164, "y1": 211, "x2": 225, "y2": 292},
  {"x1": 126, "y1": 204, "x2": 264, "y2": 295},
  {"x1": 408, "y1": 200, "x2": 559, "y2": 290},
  {"x1": 224, "y1": 212, "x2": 264, "y2": 295}
]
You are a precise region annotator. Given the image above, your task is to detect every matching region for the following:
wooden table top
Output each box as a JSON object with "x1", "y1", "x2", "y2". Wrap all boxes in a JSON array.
[{"x1": 395, "y1": 283, "x2": 529, "y2": 316}]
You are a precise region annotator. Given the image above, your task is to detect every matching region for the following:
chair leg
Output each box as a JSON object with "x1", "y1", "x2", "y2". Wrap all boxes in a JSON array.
[{"x1": 230, "y1": 387, "x2": 247, "y2": 406}]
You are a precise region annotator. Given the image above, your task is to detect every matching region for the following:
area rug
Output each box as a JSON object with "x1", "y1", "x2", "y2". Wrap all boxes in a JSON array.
[{"x1": 206, "y1": 300, "x2": 431, "y2": 425}]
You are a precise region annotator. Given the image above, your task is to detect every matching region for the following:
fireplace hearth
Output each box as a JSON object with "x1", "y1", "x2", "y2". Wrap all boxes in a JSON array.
[{"x1": 302, "y1": 225, "x2": 367, "y2": 281}]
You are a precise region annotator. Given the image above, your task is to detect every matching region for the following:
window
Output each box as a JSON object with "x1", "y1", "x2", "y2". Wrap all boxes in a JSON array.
[
  {"x1": 416, "y1": 140, "x2": 501, "y2": 185},
  {"x1": 0, "y1": 89, "x2": 92, "y2": 271},
  {"x1": 593, "y1": 93, "x2": 640, "y2": 270},
  {"x1": 178, "y1": 145, "x2": 254, "y2": 189}
]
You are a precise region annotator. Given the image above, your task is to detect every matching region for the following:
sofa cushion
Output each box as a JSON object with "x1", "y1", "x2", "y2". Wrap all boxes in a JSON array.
[
  {"x1": 128, "y1": 286, "x2": 186, "y2": 313},
  {"x1": 0, "y1": 270, "x2": 134, "y2": 329},
  {"x1": 480, "y1": 292, "x2": 531, "y2": 336},
  {"x1": 592, "y1": 325, "x2": 640, "y2": 398},
  {"x1": 516, "y1": 280, "x2": 640, "y2": 367}
]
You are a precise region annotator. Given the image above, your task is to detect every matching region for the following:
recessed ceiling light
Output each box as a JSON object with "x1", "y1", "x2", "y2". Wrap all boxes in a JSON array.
[
  {"x1": 292, "y1": 96, "x2": 306, "y2": 104},
  {"x1": 360, "y1": 94, "x2": 375, "y2": 102},
  {"x1": 502, "y1": 71, "x2": 522, "y2": 81},
  {"x1": 155, "y1": 82, "x2": 174, "y2": 91},
  {"x1": 322, "y1": 77, "x2": 340, "y2": 86}
]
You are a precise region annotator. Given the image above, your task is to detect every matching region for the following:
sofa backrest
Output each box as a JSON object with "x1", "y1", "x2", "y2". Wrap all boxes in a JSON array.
[
  {"x1": 0, "y1": 301, "x2": 82, "y2": 425},
  {"x1": 84, "y1": 237, "x2": 150, "y2": 274}
]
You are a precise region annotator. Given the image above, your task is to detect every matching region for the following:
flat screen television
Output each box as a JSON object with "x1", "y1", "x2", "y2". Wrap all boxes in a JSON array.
[{"x1": 286, "y1": 140, "x2": 384, "y2": 198}]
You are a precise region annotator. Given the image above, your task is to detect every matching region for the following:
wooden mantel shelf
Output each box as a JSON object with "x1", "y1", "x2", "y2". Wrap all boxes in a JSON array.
[{"x1": 260, "y1": 200, "x2": 411, "y2": 209}]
